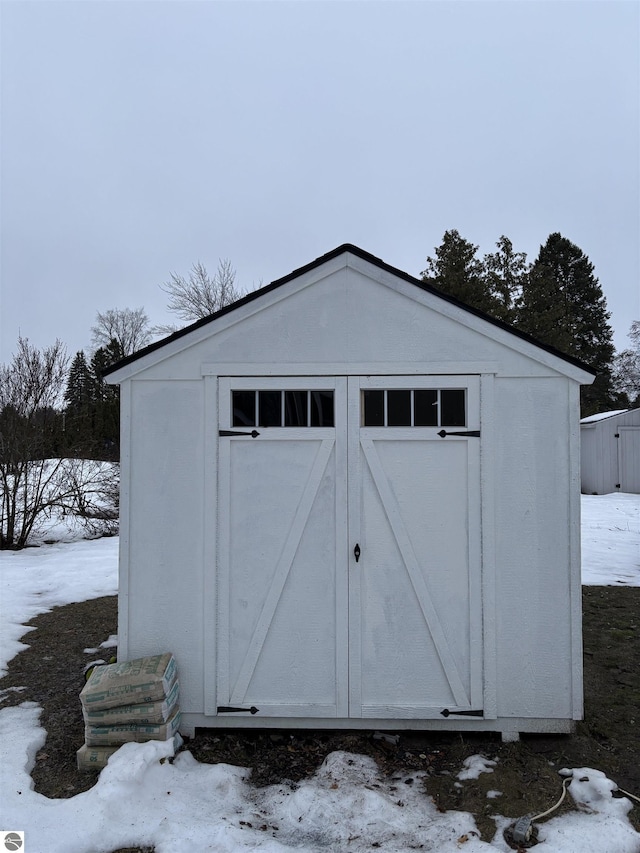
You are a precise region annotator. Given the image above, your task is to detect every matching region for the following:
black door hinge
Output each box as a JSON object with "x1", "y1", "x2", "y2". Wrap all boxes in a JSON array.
[
  {"x1": 219, "y1": 430, "x2": 260, "y2": 438},
  {"x1": 440, "y1": 708, "x2": 484, "y2": 717},
  {"x1": 217, "y1": 705, "x2": 260, "y2": 714},
  {"x1": 438, "y1": 430, "x2": 480, "y2": 438}
]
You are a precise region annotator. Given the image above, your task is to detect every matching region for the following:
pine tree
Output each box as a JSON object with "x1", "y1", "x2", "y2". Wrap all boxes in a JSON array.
[
  {"x1": 89, "y1": 341, "x2": 121, "y2": 461},
  {"x1": 483, "y1": 236, "x2": 528, "y2": 324},
  {"x1": 63, "y1": 351, "x2": 94, "y2": 456},
  {"x1": 518, "y1": 233, "x2": 616, "y2": 415},
  {"x1": 64, "y1": 351, "x2": 92, "y2": 417},
  {"x1": 64, "y1": 351, "x2": 92, "y2": 406},
  {"x1": 421, "y1": 230, "x2": 496, "y2": 315}
]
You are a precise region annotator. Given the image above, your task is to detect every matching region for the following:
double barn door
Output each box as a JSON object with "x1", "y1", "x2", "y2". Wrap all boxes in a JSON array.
[{"x1": 216, "y1": 376, "x2": 483, "y2": 720}]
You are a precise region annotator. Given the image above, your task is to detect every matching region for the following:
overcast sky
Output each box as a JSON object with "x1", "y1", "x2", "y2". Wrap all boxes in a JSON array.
[{"x1": 1, "y1": 0, "x2": 638, "y2": 366}]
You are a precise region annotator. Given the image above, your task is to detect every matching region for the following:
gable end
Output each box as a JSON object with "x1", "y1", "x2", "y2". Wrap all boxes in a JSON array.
[{"x1": 104, "y1": 244, "x2": 597, "y2": 381}]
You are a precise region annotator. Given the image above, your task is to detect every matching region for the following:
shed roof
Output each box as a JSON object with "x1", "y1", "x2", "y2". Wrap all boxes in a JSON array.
[
  {"x1": 581, "y1": 408, "x2": 639, "y2": 425},
  {"x1": 580, "y1": 409, "x2": 630, "y2": 424},
  {"x1": 104, "y1": 243, "x2": 597, "y2": 379}
]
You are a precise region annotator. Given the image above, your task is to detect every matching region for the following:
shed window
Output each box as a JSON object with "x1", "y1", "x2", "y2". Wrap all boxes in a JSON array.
[
  {"x1": 362, "y1": 388, "x2": 466, "y2": 427},
  {"x1": 285, "y1": 390, "x2": 308, "y2": 427},
  {"x1": 259, "y1": 391, "x2": 281, "y2": 427},
  {"x1": 310, "y1": 390, "x2": 334, "y2": 427},
  {"x1": 387, "y1": 389, "x2": 411, "y2": 426},
  {"x1": 231, "y1": 391, "x2": 256, "y2": 427},
  {"x1": 363, "y1": 390, "x2": 384, "y2": 426},
  {"x1": 440, "y1": 389, "x2": 466, "y2": 427},
  {"x1": 232, "y1": 390, "x2": 334, "y2": 427}
]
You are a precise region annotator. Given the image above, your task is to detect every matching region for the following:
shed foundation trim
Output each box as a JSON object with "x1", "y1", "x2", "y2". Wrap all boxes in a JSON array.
[{"x1": 178, "y1": 714, "x2": 574, "y2": 739}]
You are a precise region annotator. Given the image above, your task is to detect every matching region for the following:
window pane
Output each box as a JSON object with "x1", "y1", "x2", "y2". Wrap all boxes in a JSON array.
[
  {"x1": 441, "y1": 389, "x2": 466, "y2": 426},
  {"x1": 285, "y1": 390, "x2": 308, "y2": 427},
  {"x1": 259, "y1": 390, "x2": 282, "y2": 427},
  {"x1": 414, "y1": 389, "x2": 438, "y2": 426},
  {"x1": 310, "y1": 390, "x2": 334, "y2": 427},
  {"x1": 363, "y1": 390, "x2": 384, "y2": 426},
  {"x1": 387, "y1": 389, "x2": 411, "y2": 426},
  {"x1": 232, "y1": 390, "x2": 256, "y2": 427}
]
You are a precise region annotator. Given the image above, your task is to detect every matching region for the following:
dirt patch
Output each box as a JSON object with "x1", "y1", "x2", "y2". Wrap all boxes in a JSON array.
[{"x1": 1, "y1": 587, "x2": 638, "y2": 846}]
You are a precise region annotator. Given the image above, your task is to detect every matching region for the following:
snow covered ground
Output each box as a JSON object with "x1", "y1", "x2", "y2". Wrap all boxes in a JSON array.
[
  {"x1": 581, "y1": 493, "x2": 640, "y2": 586},
  {"x1": 0, "y1": 494, "x2": 638, "y2": 853}
]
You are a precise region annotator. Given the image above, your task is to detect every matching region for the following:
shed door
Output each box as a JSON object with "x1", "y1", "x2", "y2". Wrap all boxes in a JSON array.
[
  {"x1": 348, "y1": 376, "x2": 482, "y2": 718},
  {"x1": 217, "y1": 377, "x2": 348, "y2": 718},
  {"x1": 618, "y1": 427, "x2": 640, "y2": 493},
  {"x1": 216, "y1": 375, "x2": 482, "y2": 719}
]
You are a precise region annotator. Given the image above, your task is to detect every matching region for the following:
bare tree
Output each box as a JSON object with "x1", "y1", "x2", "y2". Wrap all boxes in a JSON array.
[
  {"x1": 158, "y1": 259, "x2": 244, "y2": 332},
  {"x1": 0, "y1": 337, "x2": 68, "y2": 548},
  {"x1": 57, "y1": 458, "x2": 119, "y2": 537},
  {"x1": 612, "y1": 320, "x2": 640, "y2": 405},
  {"x1": 91, "y1": 307, "x2": 152, "y2": 356},
  {"x1": 0, "y1": 338, "x2": 119, "y2": 549}
]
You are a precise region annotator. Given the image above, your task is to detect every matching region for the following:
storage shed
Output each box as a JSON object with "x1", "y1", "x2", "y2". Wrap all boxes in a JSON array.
[
  {"x1": 580, "y1": 408, "x2": 640, "y2": 494},
  {"x1": 105, "y1": 244, "x2": 596, "y2": 741}
]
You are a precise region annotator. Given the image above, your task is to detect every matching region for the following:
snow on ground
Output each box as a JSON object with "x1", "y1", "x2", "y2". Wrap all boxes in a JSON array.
[
  {"x1": 0, "y1": 537, "x2": 117, "y2": 677},
  {"x1": 457, "y1": 755, "x2": 497, "y2": 781},
  {"x1": 581, "y1": 493, "x2": 640, "y2": 586},
  {"x1": 0, "y1": 495, "x2": 638, "y2": 853}
]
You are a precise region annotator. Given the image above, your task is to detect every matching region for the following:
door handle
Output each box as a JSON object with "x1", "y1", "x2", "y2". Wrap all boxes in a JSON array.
[{"x1": 354, "y1": 543, "x2": 361, "y2": 563}]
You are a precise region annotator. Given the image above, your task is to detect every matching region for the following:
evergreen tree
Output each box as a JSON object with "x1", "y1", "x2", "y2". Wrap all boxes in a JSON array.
[
  {"x1": 518, "y1": 233, "x2": 616, "y2": 415},
  {"x1": 63, "y1": 351, "x2": 93, "y2": 456},
  {"x1": 89, "y1": 341, "x2": 122, "y2": 461},
  {"x1": 64, "y1": 351, "x2": 92, "y2": 408},
  {"x1": 421, "y1": 230, "x2": 497, "y2": 315},
  {"x1": 61, "y1": 342, "x2": 122, "y2": 460},
  {"x1": 483, "y1": 236, "x2": 528, "y2": 324}
]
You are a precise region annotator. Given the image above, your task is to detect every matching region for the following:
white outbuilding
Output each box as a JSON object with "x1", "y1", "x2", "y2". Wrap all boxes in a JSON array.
[
  {"x1": 580, "y1": 408, "x2": 640, "y2": 494},
  {"x1": 105, "y1": 244, "x2": 596, "y2": 741}
]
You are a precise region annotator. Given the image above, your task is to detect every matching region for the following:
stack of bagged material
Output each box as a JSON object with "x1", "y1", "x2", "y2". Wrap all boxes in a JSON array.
[{"x1": 77, "y1": 652, "x2": 181, "y2": 770}]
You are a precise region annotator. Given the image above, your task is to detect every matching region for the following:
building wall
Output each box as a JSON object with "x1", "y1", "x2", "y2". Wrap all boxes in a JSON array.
[
  {"x1": 580, "y1": 427, "x2": 603, "y2": 494},
  {"x1": 115, "y1": 259, "x2": 587, "y2": 727},
  {"x1": 620, "y1": 424, "x2": 640, "y2": 493},
  {"x1": 130, "y1": 266, "x2": 573, "y2": 383},
  {"x1": 581, "y1": 409, "x2": 640, "y2": 494},
  {"x1": 119, "y1": 379, "x2": 206, "y2": 714},
  {"x1": 493, "y1": 377, "x2": 578, "y2": 719}
]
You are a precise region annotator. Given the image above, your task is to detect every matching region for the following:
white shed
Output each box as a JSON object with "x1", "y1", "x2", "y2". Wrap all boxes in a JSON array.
[
  {"x1": 580, "y1": 408, "x2": 640, "y2": 494},
  {"x1": 105, "y1": 244, "x2": 596, "y2": 740}
]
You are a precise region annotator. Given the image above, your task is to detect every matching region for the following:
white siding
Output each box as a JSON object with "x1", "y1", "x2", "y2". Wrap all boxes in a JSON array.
[
  {"x1": 619, "y1": 427, "x2": 640, "y2": 492},
  {"x1": 111, "y1": 250, "x2": 593, "y2": 734},
  {"x1": 110, "y1": 262, "x2": 589, "y2": 385},
  {"x1": 580, "y1": 408, "x2": 640, "y2": 494},
  {"x1": 121, "y1": 380, "x2": 206, "y2": 713},
  {"x1": 494, "y1": 377, "x2": 576, "y2": 718}
]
